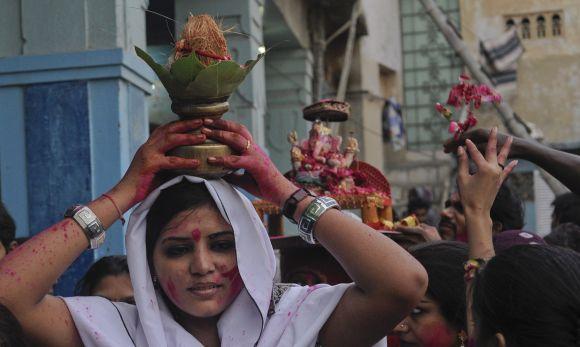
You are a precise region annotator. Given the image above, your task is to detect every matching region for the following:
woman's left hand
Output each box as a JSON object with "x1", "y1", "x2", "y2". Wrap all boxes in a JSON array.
[
  {"x1": 457, "y1": 127, "x2": 517, "y2": 214},
  {"x1": 201, "y1": 118, "x2": 297, "y2": 206}
]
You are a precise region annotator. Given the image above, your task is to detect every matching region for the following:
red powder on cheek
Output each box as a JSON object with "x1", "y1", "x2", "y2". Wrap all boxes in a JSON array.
[
  {"x1": 165, "y1": 278, "x2": 180, "y2": 304},
  {"x1": 420, "y1": 322, "x2": 455, "y2": 347},
  {"x1": 220, "y1": 266, "x2": 243, "y2": 303},
  {"x1": 191, "y1": 228, "x2": 201, "y2": 242}
]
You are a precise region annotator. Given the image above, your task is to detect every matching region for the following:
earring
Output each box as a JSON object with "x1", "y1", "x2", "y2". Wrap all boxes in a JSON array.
[
  {"x1": 152, "y1": 275, "x2": 159, "y2": 288},
  {"x1": 458, "y1": 330, "x2": 467, "y2": 347}
]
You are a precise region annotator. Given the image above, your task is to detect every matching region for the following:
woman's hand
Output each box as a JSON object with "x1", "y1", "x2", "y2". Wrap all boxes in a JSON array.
[
  {"x1": 456, "y1": 127, "x2": 517, "y2": 214},
  {"x1": 201, "y1": 118, "x2": 297, "y2": 206},
  {"x1": 114, "y1": 119, "x2": 206, "y2": 207}
]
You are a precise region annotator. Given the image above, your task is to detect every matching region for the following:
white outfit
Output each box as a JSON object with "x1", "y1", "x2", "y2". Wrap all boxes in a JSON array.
[{"x1": 63, "y1": 176, "x2": 387, "y2": 346}]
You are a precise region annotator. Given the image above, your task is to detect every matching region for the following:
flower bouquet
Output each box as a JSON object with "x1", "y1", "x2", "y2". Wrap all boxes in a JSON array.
[
  {"x1": 136, "y1": 14, "x2": 264, "y2": 177},
  {"x1": 435, "y1": 74, "x2": 502, "y2": 140}
]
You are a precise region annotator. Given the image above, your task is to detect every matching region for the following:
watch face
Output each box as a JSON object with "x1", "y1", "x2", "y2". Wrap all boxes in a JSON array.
[
  {"x1": 79, "y1": 210, "x2": 94, "y2": 224},
  {"x1": 88, "y1": 223, "x2": 100, "y2": 234}
]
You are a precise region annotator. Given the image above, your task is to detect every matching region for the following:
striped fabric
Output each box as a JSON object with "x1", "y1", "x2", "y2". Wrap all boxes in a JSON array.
[{"x1": 479, "y1": 28, "x2": 524, "y2": 88}]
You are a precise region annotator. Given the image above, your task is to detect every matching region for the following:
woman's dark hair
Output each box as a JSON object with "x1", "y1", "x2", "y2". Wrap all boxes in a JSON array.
[
  {"x1": 409, "y1": 241, "x2": 468, "y2": 332},
  {"x1": 552, "y1": 193, "x2": 580, "y2": 227},
  {"x1": 75, "y1": 255, "x2": 129, "y2": 296},
  {"x1": 145, "y1": 180, "x2": 214, "y2": 267},
  {"x1": 490, "y1": 183, "x2": 524, "y2": 231},
  {"x1": 0, "y1": 202, "x2": 16, "y2": 250},
  {"x1": 544, "y1": 222, "x2": 580, "y2": 252},
  {"x1": 0, "y1": 303, "x2": 27, "y2": 346},
  {"x1": 473, "y1": 245, "x2": 580, "y2": 347}
]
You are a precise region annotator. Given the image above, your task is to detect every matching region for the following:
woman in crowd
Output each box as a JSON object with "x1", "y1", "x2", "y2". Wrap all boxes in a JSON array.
[
  {"x1": 75, "y1": 255, "x2": 134, "y2": 304},
  {"x1": 456, "y1": 127, "x2": 580, "y2": 346},
  {"x1": 393, "y1": 241, "x2": 468, "y2": 347},
  {"x1": 0, "y1": 118, "x2": 427, "y2": 346}
]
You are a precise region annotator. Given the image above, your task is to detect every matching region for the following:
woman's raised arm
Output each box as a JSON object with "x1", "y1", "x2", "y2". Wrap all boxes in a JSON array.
[
  {"x1": 204, "y1": 118, "x2": 428, "y2": 346},
  {"x1": 0, "y1": 120, "x2": 205, "y2": 347},
  {"x1": 454, "y1": 127, "x2": 516, "y2": 338},
  {"x1": 445, "y1": 127, "x2": 579, "y2": 194}
]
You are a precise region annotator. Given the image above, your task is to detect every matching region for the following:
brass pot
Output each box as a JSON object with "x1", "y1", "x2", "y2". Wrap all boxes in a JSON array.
[{"x1": 168, "y1": 98, "x2": 233, "y2": 178}]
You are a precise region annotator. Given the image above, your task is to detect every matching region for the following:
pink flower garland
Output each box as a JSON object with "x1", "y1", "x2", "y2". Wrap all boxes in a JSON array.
[{"x1": 435, "y1": 74, "x2": 502, "y2": 139}]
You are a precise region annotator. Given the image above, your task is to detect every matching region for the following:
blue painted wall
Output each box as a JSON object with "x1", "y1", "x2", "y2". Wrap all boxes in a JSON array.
[{"x1": 25, "y1": 81, "x2": 94, "y2": 296}]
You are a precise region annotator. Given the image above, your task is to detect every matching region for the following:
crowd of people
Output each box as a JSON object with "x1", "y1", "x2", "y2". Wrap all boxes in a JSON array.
[{"x1": 0, "y1": 120, "x2": 579, "y2": 347}]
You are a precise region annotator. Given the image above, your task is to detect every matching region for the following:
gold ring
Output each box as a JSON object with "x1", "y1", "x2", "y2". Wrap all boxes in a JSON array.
[{"x1": 244, "y1": 139, "x2": 251, "y2": 153}]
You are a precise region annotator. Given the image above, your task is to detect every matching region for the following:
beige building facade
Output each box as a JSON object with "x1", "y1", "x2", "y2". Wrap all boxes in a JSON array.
[{"x1": 460, "y1": 0, "x2": 580, "y2": 143}]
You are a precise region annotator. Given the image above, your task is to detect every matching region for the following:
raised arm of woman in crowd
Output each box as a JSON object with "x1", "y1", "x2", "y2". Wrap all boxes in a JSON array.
[
  {"x1": 0, "y1": 120, "x2": 206, "y2": 347},
  {"x1": 454, "y1": 127, "x2": 517, "y2": 337},
  {"x1": 445, "y1": 127, "x2": 580, "y2": 194},
  {"x1": 203, "y1": 118, "x2": 428, "y2": 346}
]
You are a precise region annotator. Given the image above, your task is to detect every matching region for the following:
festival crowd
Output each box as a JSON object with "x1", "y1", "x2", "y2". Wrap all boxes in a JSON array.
[{"x1": 0, "y1": 119, "x2": 579, "y2": 347}]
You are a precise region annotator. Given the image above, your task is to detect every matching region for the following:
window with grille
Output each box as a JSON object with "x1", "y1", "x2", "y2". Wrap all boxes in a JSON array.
[{"x1": 400, "y1": 0, "x2": 463, "y2": 150}]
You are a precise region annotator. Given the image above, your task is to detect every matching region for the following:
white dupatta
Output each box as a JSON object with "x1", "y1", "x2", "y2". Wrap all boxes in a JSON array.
[{"x1": 64, "y1": 176, "x2": 386, "y2": 346}]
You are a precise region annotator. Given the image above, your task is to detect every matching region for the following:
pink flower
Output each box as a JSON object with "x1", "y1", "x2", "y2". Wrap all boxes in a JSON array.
[
  {"x1": 448, "y1": 121, "x2": 459, "y2": 134},
  {"x1": 446, "y1": 86, "x2": 463, "y2": 107}
]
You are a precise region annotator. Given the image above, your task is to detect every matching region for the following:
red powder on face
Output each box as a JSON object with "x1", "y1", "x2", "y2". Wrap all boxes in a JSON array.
[
  {"x1": 421, "y1": 322, "x2": 455, "y2": 347},
  {"x1": 191, "y1": 228, "x2": 201, "y2": 242},
  {"x1": 165, "y1": 278, "x2": 180, "y2": 304},
  {"x1": 220, "y1": 266, "x2": 243, "y2": 303}
]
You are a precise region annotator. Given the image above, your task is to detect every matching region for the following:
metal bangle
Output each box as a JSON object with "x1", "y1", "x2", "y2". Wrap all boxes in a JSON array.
[{"x1": 298, "y1": 197, "x2": 340, "y2": 244}]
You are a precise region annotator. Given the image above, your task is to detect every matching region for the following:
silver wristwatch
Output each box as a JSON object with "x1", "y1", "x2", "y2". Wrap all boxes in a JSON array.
[{"x1": 64, "y1": 205, "x2": 106, "y2": 249}]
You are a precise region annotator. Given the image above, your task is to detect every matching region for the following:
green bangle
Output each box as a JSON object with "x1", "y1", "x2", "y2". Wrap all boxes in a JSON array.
[{"x1": 298, "y1": 197, "x2": 340, "y2": 244}]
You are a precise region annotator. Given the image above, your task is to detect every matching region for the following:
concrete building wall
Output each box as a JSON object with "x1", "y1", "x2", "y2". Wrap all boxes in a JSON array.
[
  {"x1": 0, "y1": 0, "x2": 148, "y2": 57},
  {"x1": 460, "y1": 0, "x2": 580, "y2": 143}
]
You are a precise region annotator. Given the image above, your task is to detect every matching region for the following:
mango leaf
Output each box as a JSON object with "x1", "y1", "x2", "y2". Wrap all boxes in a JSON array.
[
  {"x1": 134, "y1": 46, "x2": 187, "y2": 98},
  {"x1": 184, "y1": 54, "x2": 265, "y2": 99},
  {"x1": 169, "y1": 53, "x2": 206, "y2": 85},
  {"x1": 136, "y1": 45, "x2": 264, "y2": 101}
]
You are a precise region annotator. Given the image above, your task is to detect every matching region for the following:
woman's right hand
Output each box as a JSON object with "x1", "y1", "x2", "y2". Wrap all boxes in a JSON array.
[
  {"x1": 114, "y1": 119, "x2": 206, "y2": 207},
  {"x1": 201, "y1": 118, "x2": 298, "y2": 206}
]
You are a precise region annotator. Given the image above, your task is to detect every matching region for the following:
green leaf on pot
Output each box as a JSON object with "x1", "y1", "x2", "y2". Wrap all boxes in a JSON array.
[
  {"x1": 136, "y1": 45, "x2": 264, "y2": 101},
  {"x1": 185, "y1": 53, "x2": 265, "y2": 99},
  {"x1": 169, "y1": 52, "x2": 206, "y2": 85},
  {"x1": 134, "y1": 46, "x2": 186, "y2": 98}
]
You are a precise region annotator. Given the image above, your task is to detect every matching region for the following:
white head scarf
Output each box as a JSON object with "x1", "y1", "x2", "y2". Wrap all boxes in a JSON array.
[{"x1": 63, "y1": 176, "x2": 386, "y2": 346}]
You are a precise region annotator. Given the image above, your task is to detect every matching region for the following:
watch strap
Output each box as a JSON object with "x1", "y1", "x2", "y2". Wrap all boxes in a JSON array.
[{"x1": 282, "y1": 188, "x2": 315, "y2": 224}]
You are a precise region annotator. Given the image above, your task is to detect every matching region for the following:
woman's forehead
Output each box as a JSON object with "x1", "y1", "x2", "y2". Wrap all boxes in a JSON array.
[{"x1": 161, "y1": 206, "x2": 231, "y2": 235}]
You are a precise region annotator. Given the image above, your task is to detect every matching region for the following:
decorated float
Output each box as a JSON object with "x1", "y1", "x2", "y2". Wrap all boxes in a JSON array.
[{"x1": 252, "y1": 99, "x2": 420, "y2": 285}]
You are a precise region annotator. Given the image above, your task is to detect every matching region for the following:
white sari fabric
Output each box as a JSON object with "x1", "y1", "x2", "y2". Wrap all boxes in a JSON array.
[{"x1": 63, "y1": 176, "x2": 387, "y2": 346}]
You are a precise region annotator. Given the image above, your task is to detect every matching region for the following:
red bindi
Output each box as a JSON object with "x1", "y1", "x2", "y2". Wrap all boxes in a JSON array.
[{"x1": 191, "y1": 228, "x2": 201, "y2": 242}]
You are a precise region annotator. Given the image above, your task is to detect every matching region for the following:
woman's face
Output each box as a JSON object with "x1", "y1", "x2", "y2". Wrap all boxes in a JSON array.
[
  {"x1": 393, "y1": 296, "x2": 458, "y2": 347},
  {"x1": 152, "y1": 204, "x2": 242, "y2": 318}
]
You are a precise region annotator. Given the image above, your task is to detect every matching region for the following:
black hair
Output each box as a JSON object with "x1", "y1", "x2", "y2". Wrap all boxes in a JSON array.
[
  {"x1": 145, "y1": 180, "x2": 214, "y2": 269},
  {"x1": 75, "y1": 255, "x2": 129, "y2": 296},
  {"x1": 407, "y1": 198, "x2": 431, "y2": 214},
  {"x1": 0, "y1": 202, "x2": 16, "y2": 250},
  {"x1": 490, "y1": 183, "x2": 524, "y2": 231},
  {"x1": 409, "y1": 241, "x2": 468, "y2": 332},
  {"x1": 473, "y1": 245, "x2": 580, "y2": 347},
  {"x1": 544, "y1": 222, "x2": 580, "y2": 253},
  {"x1": 552, "y1": 192, "x2": 580, "y2": 227},
  {"x1": 0, "y1": 303, "x2": 27, "y2": 346}
]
